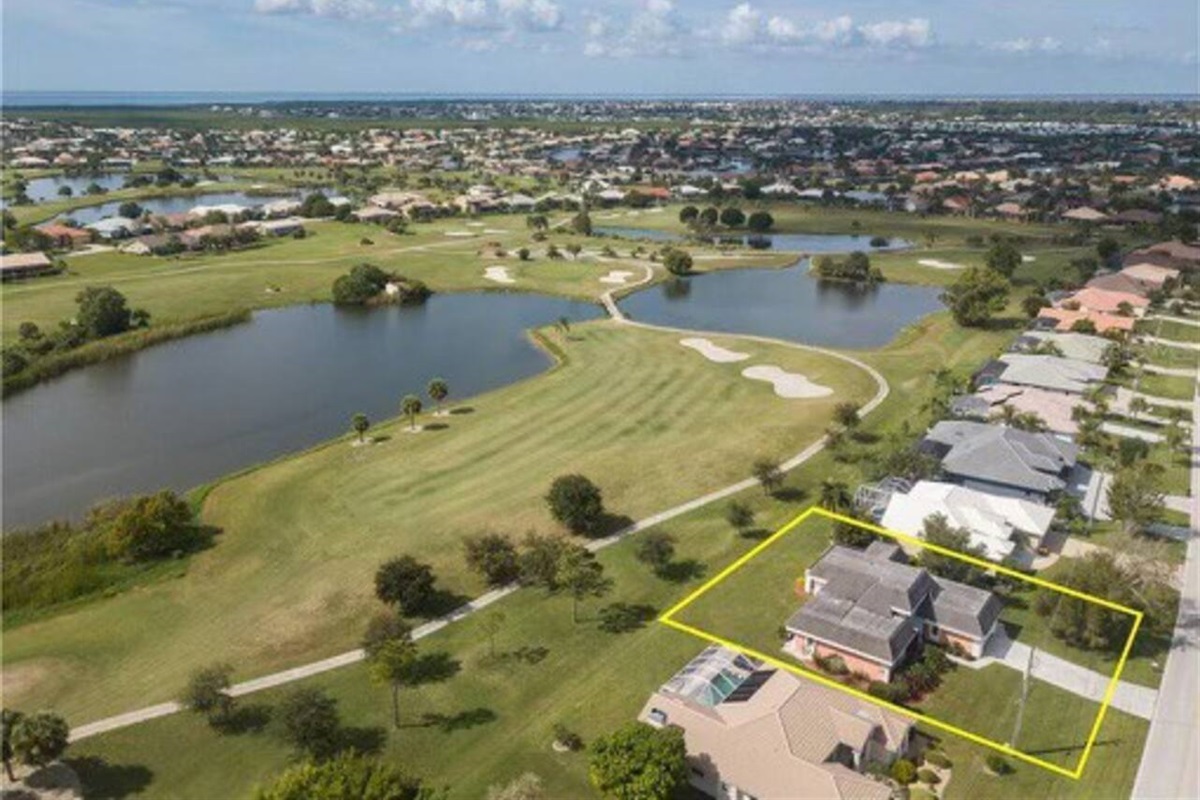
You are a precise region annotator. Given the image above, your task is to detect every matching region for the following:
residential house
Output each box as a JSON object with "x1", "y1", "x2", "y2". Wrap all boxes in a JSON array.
[
  {"x1": 952, "y1": 384, "x2": 1086, "y2": 436},
  {"x1": 1063, "y1": 286, "x2": 1150, "y2": 317},
  {"x1": 0, "y1": 251, "x2": 57, "y2": 281},
  {"x1": 975, "y1": 354, "x2": 1107, "y2": 396},
  {"x1": 1035, "y1": 306, "x2": 1135, "y2": 334},
  {"x1": 1062, "y1": 207, "x2": 1108, "y2": 223},
  {"x1": 34, "y1": 223, "x2": 91, "y2": 249},
  {"x1": 919, "y1": 420, "x2": 1078, "y2": 501},
  {"x1": 1010, "y1": 331, "x2": 1111, "y2": 364},
  {"x1": 785, "y1": 543, "x2": 1002, "y2": 681},
  {"x1": 639, "y1": 645, "x2": 912, "y2": 800},
  {"x1": 880, "y1": 481, "x2": 1056, "y2": 561},
  {"x1": 85, "y1": 217, "x2": 143, "y2": 240}
]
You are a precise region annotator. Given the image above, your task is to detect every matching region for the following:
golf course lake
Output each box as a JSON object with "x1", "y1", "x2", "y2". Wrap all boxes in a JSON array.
[
  {"x1": 57, "y1": 190, "x2": 298, "y2": 224},
  {"x1": 594, "y1": 226, "x2": 911, "y2": 254},
  {"x1": 2, "y1": 294, "x2": 603, "y2": 528},
  {"x1": 617, "y1": 257, "x2": 944, "y2": 349}
]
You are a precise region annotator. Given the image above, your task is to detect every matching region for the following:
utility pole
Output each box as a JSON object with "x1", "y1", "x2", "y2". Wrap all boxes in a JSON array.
[{"x1": 1010, "y1": 645, "x2": 1035, "y2": 749}]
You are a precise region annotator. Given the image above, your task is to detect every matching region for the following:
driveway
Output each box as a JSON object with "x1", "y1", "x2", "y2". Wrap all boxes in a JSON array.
[{"x1": 959, "y1": 626, "x2": 1158, "y2": 720}]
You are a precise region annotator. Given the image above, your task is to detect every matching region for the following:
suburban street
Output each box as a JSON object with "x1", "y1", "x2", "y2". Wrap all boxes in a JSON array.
[{"x1": 1131, "y1": 370, "x2": 1200, "y2": 799}]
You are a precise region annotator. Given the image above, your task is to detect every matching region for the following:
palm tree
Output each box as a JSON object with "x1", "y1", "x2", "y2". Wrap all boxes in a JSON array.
[
  {"x1": 819, "y1": 480, "x2": 853, "y2": 513},
  {"x1": 1128, "y1": 396, "x2": 1149, "y2": 421},
  {"x1": 401, "y1": 395, "x2": 422, "y2": 431},
  {"x1": 993, "y1": 404, "x2": 1021, "y2": 427},
  {"x1": 351, "y1": 412, "x2": 370, "y2": 443},
  {"x1": 427, "y1": 378, "x2": 449, "y2": 414}
]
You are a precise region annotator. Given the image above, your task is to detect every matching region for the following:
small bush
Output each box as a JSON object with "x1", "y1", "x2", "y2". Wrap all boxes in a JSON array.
[
  {"x1": 868, "y1": 681, "x2": 908, "y2": 704},
  {"x1": 924, "y1": 750, "x2": 952, "y2": 769},
  {"x1": 985, "y1": 754, "x2": 1011, "y2": 775},
  {"x1": 917, "y1": 768, "x2": 940, "y2": 785},
  {"x1": 890, "y1": 758, "x2": 917, "y2": 785},
  {"x1": 552, "y1": 723, "x2": 582, "y2": 751}
]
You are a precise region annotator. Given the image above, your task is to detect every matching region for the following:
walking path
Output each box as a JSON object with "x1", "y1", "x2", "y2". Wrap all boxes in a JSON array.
[
  {"x1": 1142, "y1": 335, "x2": 1200, "y2": 352},
  {"x1": 71, "y1": 263, "x2": 891, "y2": 743},
  {"x1": 1140, "y1": 362, "x2": 1197, "y2": 378},
  {"x1": 1101, "y1": 421, "x2": 1163, "y2": 444},
  {"x1": 1147, "y1": 314, "x2": 1200, "y2": 329},
  {"x1": 1132, "y1": 380, "x2": 1200, "y2": 799},
  {"x1": 957, "y1": 627, "x2": 1158, "y2": 720}
]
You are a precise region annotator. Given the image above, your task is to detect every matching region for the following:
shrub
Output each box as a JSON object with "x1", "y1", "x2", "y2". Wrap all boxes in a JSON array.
[
  {"x1": 597, "y1": 602, "x2": 655, "y2": 633},
  {"x1": 924, "y1": 750, "x2": 952, "y2": 769},
  {"x1": 552, "y1": 723, "x2": 583, "y2": 751},
  {"x1": 890, "y1": 758, "x2": 917, "y2": 785},
  {"x1": 917, "y1": 768, "x2": 940, "y2": 784},
  {"x1": 93, "y1": 490, "x2": 203, "y2": 562},
  {"x1": 985, "y1": 754, "x2": 1011, "y2": 775},
  {"x1": 815, "y1": 654, "x2": 849, "y2": 675},
  {"x1": 545, "y1": 474, "x2": 605, "y2": 536},
  {"x1": 868, "y1": 681, "x2": 908, "y2": 704}
]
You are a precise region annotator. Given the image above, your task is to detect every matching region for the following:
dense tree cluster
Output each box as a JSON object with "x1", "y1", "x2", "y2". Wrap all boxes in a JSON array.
[{"x1": 812, "y1": 251, "x2": 883, "y2": 284}]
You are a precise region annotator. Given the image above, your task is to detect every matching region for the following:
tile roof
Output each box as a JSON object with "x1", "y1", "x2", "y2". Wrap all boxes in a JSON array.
[{"x1": 922, "y1": 420, "x2": 1077, "y2": 495}]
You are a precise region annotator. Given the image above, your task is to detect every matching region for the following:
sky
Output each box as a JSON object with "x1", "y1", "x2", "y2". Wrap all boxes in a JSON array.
[{"x1": 3, "y1": 0, "x2": 1198, "y2": 97}]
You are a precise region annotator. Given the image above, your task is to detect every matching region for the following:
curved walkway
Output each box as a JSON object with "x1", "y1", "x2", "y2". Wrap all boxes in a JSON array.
[{"x1": 71, "y1": 263, "x2": 890, "y2": 743}]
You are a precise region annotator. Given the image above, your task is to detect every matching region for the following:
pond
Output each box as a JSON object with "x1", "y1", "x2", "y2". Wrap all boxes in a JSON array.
[
  {"x1": 57, "y1": 191, "x2": 299, "y2": 225},
  {"x1": 19, "y1": 173, "x2": 129, "y2": 202},
  {"x1": 617, "y1": 257, "x2": 944, "y2": 350},
  {"x1": 2, "y1": 295, "x2": 603, "y2": 529},
  {"x1": 593, "y1": 226, "x2": 910, "y2": 253}
]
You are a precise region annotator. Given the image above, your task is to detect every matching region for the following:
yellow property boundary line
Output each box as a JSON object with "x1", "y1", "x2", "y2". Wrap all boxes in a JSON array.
[{"x1": 658, "y1": 506, "x2": 1144, "y2": 780}]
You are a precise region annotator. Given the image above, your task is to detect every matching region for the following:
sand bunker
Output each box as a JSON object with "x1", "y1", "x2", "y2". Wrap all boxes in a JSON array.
[
  {"x1": 600, "y1": 270, "x2": 635, "y2": 285},
  {"x1": 483, "y1": 229, "x2": 508, "y2": 235},
  {"x1": 484, "y1": 266, "x2": 515, "y2": 284},
  {"x1": 680, "y1": 338, "x2": 751, "y2": 363},
  {"x1": 741, "y1": 365, "x2": 834, "y2": 399},
  {"x1": 1022, "y1": 255, "x2": 1036, "y2": 263},
  {"x1": 444, "y1": 230, "x2": 476, "y2": 237},
  {"x1": 918, "y1": 259, "x2": 966, "y2": 270},
  {"x1": 467, "y1": 222, "x2": 485, "y2": 227}
]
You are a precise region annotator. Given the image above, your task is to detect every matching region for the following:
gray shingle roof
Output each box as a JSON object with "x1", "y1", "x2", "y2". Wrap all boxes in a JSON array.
[
  {"x1": 788, "y1": 545, "x2": 1000, "y2": 663},
  {"x1": 923, "y1": 420, "x2": 1077, "y2": 495}
]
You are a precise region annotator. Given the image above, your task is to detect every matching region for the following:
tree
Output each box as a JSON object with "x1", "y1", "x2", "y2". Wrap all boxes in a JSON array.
[
  {"x1": 1034, "y1": 552, "x2": 1138, "y2": 651},
  {"x1": 725, "y1": 501, "x2": 755, "y2": 533},
  {"x1": 183, "y1": 662, "x2": 236, "y2": 727},
  {"x1": 2, "y1": 709, "x2": 23, "y2": 781},
  {"x1": 93, "y1": 490, "x2": 200, "y2": 562},
  {"x1": 1107, "y1": 465, "x2": 1165, "y2": 535},
  {"x1": 254, "y1": 753, "x2": 425, "y2": 800},
  {"x1": 517, "y1": 531, "x2": 569, "y2": 589},
  {"x1": 985, "y1": 240, "x2": 1022, "y2": 277},
  {"x1": 557, "y1": 544, "x2": 611, "y2": 622},
  {"x1": 571, "y1": 210, "x2": 593, "y2": 236},
  {"x1": 464, "y1": 532, "x2": 521, "y2": 586},
  {"x1": 427, "y1": 378, "x2": 449, "y2": 414},
  {"x1": 634, "y1": 530, "x2": 676, "y2": 574},
  {"x1": 566, "y1": 243, "x2": 583, "y2": 260},
  {"x1": 746, "y1": 211, "x2": 774, "y2": 232},
  {"x1": 76, "y1": 286, "x2": 132, "y2": 338},
  {"x1": 118, "y1": 201, "x2": 144, "y2": 219},
  {"x1": 331, "y1": 263, "x2": 391, "y2": 306},
  {"x1": 374, "y1": 556, "x2": 437, "y2": 615},
  {"x1": 699, "y1": 207, "x2": 719, "y2": 227},
  {"x1": 832, "y1": 402, "x2": 861, "y2": 429},
  {"x1": 480, "y1": 610, "x2": 506, "y2": 658},
  {"x1": 351, "y1": 413, "x2": 370, "y2": 443},
  {"x1": 752, "y1": 458, "x2": 784, "y2": 495},
  {"x1": 1022, "y1": 293, "x2": 1050, "y2": 318},
  {"x1": 941, "y1": 268, "x2": 1011, "y2": 328},
  {"x1": 278, "y1": 687, "x2": 341, "y2": 760},
  {"x1": 9, "y1": 711, "x2": 69, "y2": 769},
  {"x1": 1097, "y1": 236, "x2": 1121, "y2": 265},
  {"x1": 588, "y1": 723, "x2": 687, "y2": 800},
  {"x1": 819, "y1": 480, "x2": 853, "y2": 513},
  {"x1": 719, "y1": 207, "x2": 745, "y2": 227},
  {"x1": 362, "y1": 610, "x2": 412, "y2": 659},
  {"x1": 918, "y1": 514, "x2": 986, "y2": 583},
  {"x1": 366, "y1": 629, "x2": 418, "y2": 729},
  {"x1": 662, "y1": 248, "x2": 693, "y2": 276},
  {"x1": 546, "y1": 474, "x2": 606, "y2": 536},
  {"x1": 400, "y1": 394, "x2": 422, "y2": 431},
  {"x1": 678, "y1": 206, "x2": 699, "y2": 225}
]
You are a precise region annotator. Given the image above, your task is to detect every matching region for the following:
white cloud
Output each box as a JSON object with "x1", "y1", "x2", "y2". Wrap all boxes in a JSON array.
[
  {"x1": 408, "y1": 0, "x2": 489, "y2": 27},
  {"x1": 497, "y1": 0, "x2": 561, "y2": 31},
  {"x1": 585, "y1": 0, "x2": 685, "y2": 58},
  {"x1": 254, "y1": 0, "x2": 378, "y2": 18},
  {"x1": 859, "y1": 18, "x2": 931, "y2": 48},
  {"x1": 721, "y1": 2, "x2": 761, "y2": 45},
  {"x1": 993, "y1": 36, "x2": 1062, "y2": 54},
  {"x1": 811, "y1": 15, "x2": 855, "y2": 45}
]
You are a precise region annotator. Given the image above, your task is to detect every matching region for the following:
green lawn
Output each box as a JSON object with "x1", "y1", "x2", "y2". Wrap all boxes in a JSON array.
[
  {"x1": 1142, "y1": 343, "x2": 1198, "y2": 371},
  {"x1": 1140, "y1": 318, "x2": 1200, "y2": 345},
  {"x1": 868, "y1": 246, "x2": 1092, "y2": 288},
  {"x1": 62, "y1": 309, "x2": 1150, "y2": 800},
  {"x1": 2, "y1": 321, "x2": 878, "y2": 722},
  {"x1": 1136, "y1": 371, "x2": 1196, "y2": 402}
]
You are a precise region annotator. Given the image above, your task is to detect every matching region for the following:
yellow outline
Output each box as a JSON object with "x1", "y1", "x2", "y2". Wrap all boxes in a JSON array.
[{"x1": 658, "y1": 506, "x2": 1144, "y2": 780}]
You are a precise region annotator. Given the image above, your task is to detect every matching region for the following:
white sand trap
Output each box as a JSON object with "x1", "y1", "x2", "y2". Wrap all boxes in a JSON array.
[
  {"x1": 1022, "y1": 255, "x2": 1036, "y2": 263},
  {"x1": 467, "y1": 222, "x2": 485, "y2": 227},
  {"x1": 741, "y1": 365, "x2": 833, "y2": 399},
  {"x1": 483, "y1": 228, "x2": 507, "y2": 234},
  {"x1": 599, "y1": 270, "x2": 634, "y2": 285},
  {"x1": 680, "y1": 338, "x2": 751, "y2": 363},
  {"x1": 918, "y1": 259, "x2": 966, "y2": 270},
  {"x1": 484, "y1": 266, "x2": 515, "y2": 284},
  {"x1": 444, "y1": 230, "x2": 476, "y2": 237}
]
